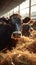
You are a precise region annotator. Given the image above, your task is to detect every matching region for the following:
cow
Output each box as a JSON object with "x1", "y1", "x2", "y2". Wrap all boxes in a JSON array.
[
  {"x1": 22, "y1": 17, "x2": 33, "y2": 36},
  {"x1": 0, "y1": 14, "x2": 22, "y2": 51},
  {"x1": 32, "y1": 21, "x2": 36, "y2": 30}
]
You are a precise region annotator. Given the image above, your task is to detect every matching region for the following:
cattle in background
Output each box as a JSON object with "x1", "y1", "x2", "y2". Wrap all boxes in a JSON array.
[
  {"x1": 32, "y1": 21, "x2": 36, "y2": 30},
  {"x1": 22, "y1": 17, "x2": 33, "y2": 36},
  {"x1": 23, "y1": 17, "x2": 30, "y2": 23}
]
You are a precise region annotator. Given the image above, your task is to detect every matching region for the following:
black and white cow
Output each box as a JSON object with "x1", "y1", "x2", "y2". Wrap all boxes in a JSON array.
[{"x1": 0, "y1": 14, "x2": 22, "y2": 51}]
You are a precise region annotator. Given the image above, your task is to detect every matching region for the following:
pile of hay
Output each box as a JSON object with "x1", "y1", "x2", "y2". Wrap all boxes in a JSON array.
[
  {"x1": 0, "y1": 36, "x2": 36, "y2": 65},
  {"x1": 26, "y1": 40, "x2": 36, "y2": 53}
]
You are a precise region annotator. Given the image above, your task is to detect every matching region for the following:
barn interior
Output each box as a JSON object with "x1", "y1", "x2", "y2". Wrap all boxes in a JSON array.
[
  {"x1": 0, "y1": 0, "x2": 25, "y2": 16},
  {"x1": 0, "y1": 0, "x2": 36, "y2": 65}
]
